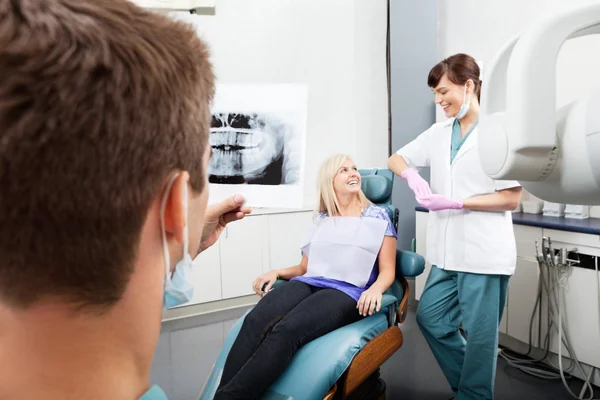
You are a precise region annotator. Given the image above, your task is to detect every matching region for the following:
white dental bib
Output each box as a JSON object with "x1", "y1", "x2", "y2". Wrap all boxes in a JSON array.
[{"x1": 301, "y1": 216, "x2": 388, "y2": 288}]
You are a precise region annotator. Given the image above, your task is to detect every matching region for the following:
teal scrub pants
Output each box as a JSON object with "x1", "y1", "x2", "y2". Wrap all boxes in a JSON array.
[{"x1": 417, "y1": 266, "x2": 509, "y2": 400}]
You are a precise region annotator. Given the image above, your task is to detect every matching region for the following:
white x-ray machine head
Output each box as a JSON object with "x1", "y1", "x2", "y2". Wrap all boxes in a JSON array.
[{"x1": 478, "y1": 3, "x2": 600, "y2": 205}]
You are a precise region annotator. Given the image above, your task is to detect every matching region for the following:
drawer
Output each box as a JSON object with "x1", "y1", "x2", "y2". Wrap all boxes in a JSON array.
[
  {"x1": 415, "y1": 211, "x2": 429, "y2": 256},
  {"x1": 514, "y1": 225, "x2": 543, "y2": 259},
  {"x1": 542, "y1": 229, "x2": 600, "y2": 249}
]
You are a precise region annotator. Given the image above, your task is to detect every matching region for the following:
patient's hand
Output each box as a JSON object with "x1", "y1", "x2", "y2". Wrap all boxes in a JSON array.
[
  {"x1": 357, "y1": 287, "x2": 383, "y2": 316},
  {"x1": 253, "y1": 270, "x2": 279, "y2": 297}
]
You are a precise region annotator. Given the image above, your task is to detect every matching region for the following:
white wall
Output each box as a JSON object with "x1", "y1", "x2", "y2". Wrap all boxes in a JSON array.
[
  {"x1": 174, "y1": 0, "x2": 389, "y2": 208},
  {"x1": 438, "y1": 0, "x2": 600, "y2": 111}
]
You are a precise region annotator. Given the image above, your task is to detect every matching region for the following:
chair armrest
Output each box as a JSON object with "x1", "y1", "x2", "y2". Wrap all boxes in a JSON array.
[
  {"x1": 396, "y1": 275, "x2": 409, "y2": 323},
  {"x1": 396, "y1": 249, "x2": 425, "y2": 277},
  {"x1": 393, "y1": 250, "x2": 424, "y2": 323},
  {"x1": 271, "y1": 279, "x2": 287, "y2": 289},
  {"x1": 260, "y1": 279, "x2": 287, "y2": 294},
  {"x1": 381, "y1": 293, "x2": 399, "y2": 327},
  {"x1": 379, "y1": 293, "x2": 397, "y2": 310}
]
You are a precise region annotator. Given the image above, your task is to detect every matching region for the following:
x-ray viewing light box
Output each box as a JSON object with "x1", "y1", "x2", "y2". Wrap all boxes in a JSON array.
[{"x1": 129, "y1": 0, "x2": 215, "y2": 14}]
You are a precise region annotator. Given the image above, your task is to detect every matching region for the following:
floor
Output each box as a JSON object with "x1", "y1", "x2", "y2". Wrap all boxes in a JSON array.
[{"x1": 150, "y1": 305, "x2": 594, "y2": 400}]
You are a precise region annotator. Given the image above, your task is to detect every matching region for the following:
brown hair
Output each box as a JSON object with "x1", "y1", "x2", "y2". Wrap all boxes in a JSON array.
[
  {"x1": 427, "y1": 53, "x2": 482, "y2": 101},
  {"x1": 0, "y1": 0, "x2": 214, "y2": 310}
]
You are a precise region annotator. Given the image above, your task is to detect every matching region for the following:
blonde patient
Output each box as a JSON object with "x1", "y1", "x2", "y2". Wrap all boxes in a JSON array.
[{"x1": 214, "y1": 154, "x2": 397, "y2": 400}]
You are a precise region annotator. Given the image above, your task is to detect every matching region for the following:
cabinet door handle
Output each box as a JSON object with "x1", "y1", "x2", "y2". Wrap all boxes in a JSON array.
[{"x1": 225, "y1": 226, "x2": 229, "y2": 239}]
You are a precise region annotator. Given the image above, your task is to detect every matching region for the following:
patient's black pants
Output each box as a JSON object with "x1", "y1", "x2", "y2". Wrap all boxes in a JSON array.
[{"x1": 214, "y1": 280, "x2": 362, "y2": 400}]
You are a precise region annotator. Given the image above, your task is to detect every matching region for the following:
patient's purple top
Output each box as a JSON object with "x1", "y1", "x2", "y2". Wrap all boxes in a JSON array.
[{"x1": 291, "y1": 204, "x2": 397, "y2": 301}]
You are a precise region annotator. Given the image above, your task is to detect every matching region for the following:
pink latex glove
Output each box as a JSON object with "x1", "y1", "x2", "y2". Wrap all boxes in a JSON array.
[
  {"x1": 418, "y1": 194, "x2": 464, "y2": 211},
  {"x1": 401, "y1": 168, "x2": 432, "y2": 198}
]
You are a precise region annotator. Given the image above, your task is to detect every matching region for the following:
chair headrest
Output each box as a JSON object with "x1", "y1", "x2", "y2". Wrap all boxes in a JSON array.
[{"x1": 361, "y1": 175, "x2": 392, "y2": 203}]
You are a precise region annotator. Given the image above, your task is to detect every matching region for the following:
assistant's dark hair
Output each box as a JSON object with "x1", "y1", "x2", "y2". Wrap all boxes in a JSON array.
[{"x1": 428, "y1": 53, "x2": 482, "y2": 101}]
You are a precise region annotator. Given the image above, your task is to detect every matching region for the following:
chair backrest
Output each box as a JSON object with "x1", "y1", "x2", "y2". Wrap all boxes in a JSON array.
[
  {"x1": 358, "y1": 168, "x2": 398, "y2": 230},
  {"x1": 358, "y1": 168, "x2": 394, "y2": 204}
]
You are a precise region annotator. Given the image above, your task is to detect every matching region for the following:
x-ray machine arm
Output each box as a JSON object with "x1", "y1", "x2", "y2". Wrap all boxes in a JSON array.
[{"x1": 478, "y1": 3, "x2": 600, "y2": 205}]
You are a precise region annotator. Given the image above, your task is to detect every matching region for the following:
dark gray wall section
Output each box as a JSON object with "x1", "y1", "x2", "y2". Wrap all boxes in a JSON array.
[{"x1": 390, "y1": 0, "x2": 437, "y2": 251}]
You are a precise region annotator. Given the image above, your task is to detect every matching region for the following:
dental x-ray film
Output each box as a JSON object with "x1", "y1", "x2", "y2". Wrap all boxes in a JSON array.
[{"x1": 208, "y1": 84, "x2": 307, "y2": 208}]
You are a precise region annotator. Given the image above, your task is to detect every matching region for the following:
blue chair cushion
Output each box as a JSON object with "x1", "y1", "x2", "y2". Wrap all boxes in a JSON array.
[
  {"x1": 357, "y1": 169, "x2": 397, "y2": 230},
  {"x1": 396, "y1": 249, "x2": 425, "y2": 278},
  {"x1": 360, "y1": 175, "x2": 392, "y2": 204},
  {"x1": 199, "y1": 288, "x2": 404, "y2": 400},
  {"x1": 266, "y1": 313, "x2": 390, "y2": 400}
]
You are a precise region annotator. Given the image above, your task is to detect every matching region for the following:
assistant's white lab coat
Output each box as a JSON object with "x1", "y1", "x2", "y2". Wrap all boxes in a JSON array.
[{"x1": 397, "y1": 119, "x2": 520, "y2": 276}]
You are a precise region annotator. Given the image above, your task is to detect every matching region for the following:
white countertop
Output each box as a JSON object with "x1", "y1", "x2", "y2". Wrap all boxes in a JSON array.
[{"x1": 246, "y1": 207, "x2": 313, "y2": 216}]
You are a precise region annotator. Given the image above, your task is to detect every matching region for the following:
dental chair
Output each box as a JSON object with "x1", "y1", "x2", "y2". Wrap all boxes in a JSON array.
[{"x1": 199, "y1": 168, "x2": 425, "y2": 400}]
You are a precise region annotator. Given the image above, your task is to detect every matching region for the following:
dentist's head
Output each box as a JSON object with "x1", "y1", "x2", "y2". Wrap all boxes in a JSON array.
[
  {"x1": 0, "y1": 0, "x2": 215, "y2": 397},
  {"x1": 428, "y1": 53, "x2": 482, "y2": 120}
]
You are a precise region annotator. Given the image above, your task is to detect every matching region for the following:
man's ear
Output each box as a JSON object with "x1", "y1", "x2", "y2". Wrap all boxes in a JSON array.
[{"x1": 163, "y1": 171, "x2": 189, "y2": 245}]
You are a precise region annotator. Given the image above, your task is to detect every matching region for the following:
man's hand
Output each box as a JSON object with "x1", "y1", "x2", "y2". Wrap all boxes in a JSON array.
[{"x1": 199, "y1": 195, "x2": 252, "y2": 253}]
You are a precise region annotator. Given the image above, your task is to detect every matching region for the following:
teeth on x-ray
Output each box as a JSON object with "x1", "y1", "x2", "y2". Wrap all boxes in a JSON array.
[
  {"x1": 210, "y1": 131, "x2": 261, "y2": 150},
  {"x1": 209, "y1": 112, "x2": 295, "y2": 186}
]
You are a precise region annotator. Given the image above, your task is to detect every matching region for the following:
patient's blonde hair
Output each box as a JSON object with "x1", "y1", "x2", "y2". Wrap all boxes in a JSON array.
[{"x1": 315, "y1": 154, "x2": 371, "y2": 219}]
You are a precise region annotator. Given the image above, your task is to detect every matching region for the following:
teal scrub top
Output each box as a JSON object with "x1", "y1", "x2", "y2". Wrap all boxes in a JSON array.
[
  {"x1": 139, "y1": 385, "x2": 168, "y2": 400},
  {"x1": 450, "y1": 118, "x2": 478, "y2": 164}
]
